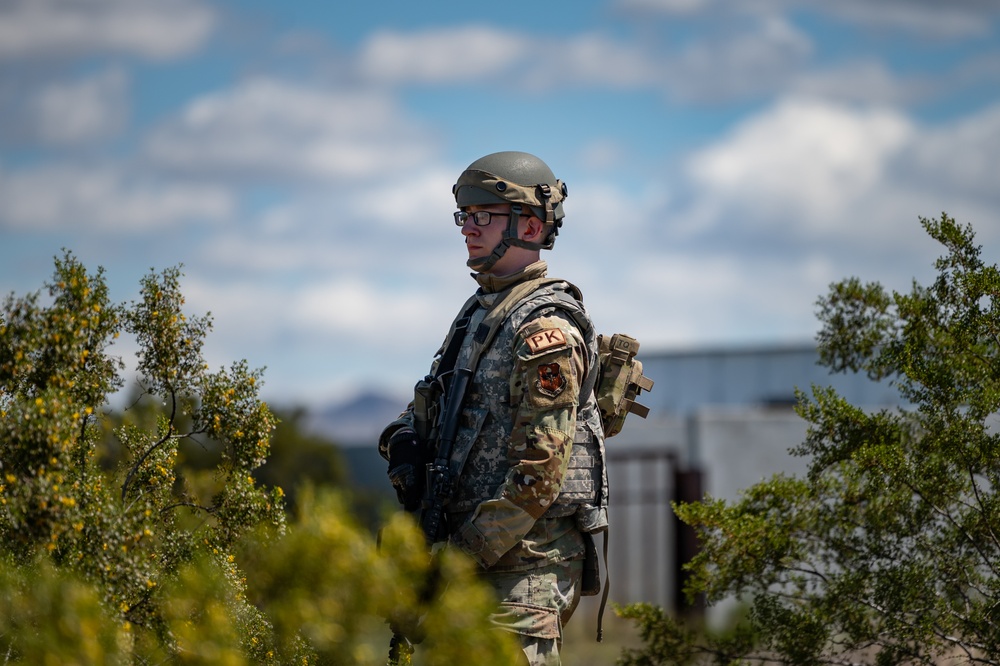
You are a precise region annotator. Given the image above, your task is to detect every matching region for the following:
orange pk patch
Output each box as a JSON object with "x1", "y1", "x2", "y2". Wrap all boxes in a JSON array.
[{"x1": 525, "y1": 327, "x2": 566, "y2": 354}]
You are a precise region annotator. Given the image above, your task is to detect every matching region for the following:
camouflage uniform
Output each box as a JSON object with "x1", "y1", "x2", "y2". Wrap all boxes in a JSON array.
[{"x1": 380, "y1": 259, "x2": 605, "y2": 664}]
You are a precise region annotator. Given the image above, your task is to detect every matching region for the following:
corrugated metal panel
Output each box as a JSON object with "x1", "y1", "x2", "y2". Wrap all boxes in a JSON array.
[{"x1": 639, "y1": 343, "x2": 900, "y2": 415}]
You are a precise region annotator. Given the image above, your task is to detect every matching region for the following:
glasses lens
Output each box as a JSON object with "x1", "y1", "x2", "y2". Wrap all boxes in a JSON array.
[{"x1": 455, "y1": 211, "x2": 498, "y2": 226}]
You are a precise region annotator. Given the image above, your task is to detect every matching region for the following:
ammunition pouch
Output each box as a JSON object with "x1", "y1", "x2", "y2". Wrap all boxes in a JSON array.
[
  {"x1": 412, "y1": 375, "x2": 442, "y2": 444},
  {"x1": 596, "y1": 333, "x2": 654, "y2": 438}
]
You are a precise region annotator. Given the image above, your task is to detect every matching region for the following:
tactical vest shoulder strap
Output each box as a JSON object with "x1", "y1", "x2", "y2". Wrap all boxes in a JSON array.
[
  {"x1": 434, "y1": 295, "x2": 481, "y2": 380},
  {"x1": 461, "y1": 277, "x2": 563, "y2": 373}
]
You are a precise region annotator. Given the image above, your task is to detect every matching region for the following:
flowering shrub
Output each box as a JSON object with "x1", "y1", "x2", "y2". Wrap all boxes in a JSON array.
[{"x1": 0, "y1": 253, "x2": 517, "y2": 664}]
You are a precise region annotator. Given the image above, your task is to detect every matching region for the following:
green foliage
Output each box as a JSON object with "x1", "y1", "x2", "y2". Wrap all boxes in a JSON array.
[
  {"x1": 619, "y1": 214, "x2": 1000, "y2": 664},
  {"x1": 0, "y1": 252, "x2": 516, "y2": 663},
  {"x1": 238, "y1": 491, "x2": 522, "y2": 665},
  {"x1": 0, "y1": 556, "x2": 129, "y2": 664}
]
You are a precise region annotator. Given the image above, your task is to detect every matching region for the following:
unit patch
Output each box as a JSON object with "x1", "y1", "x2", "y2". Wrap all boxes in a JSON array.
[
  {"x1": 525, "y1": 327, "x2": 567, "y2": 354},
  {"x1": 536, "y1": 363, "x2": 566, "y2": 397}
]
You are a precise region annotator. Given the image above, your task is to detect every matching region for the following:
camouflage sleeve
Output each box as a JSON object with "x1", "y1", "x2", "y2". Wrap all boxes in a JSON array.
[{"x1": 453, "y1": 311, "x2": 584, "y2": 568}]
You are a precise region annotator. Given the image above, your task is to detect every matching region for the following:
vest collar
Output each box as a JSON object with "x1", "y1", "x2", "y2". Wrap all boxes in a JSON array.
[{"x1": 472, "y1": 260, "x2": 548, "y2": 295}]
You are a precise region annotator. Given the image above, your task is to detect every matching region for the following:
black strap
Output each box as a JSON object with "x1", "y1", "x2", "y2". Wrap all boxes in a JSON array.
[
  {"x1": 597, "y1": 527, "x2": 610, "y2": 642},
  {"x1": 435, "y1": 300, "x2": 480, "y2": 382}
]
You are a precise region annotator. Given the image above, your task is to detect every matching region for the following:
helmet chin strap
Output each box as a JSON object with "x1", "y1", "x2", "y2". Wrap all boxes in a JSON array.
[{"x1": 467, "y1": 204, "x2": 550, "y2": 272}]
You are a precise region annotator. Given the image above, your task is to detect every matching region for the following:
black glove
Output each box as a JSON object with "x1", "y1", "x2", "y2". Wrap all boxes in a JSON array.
[{"x1": 387, "y1": 428, "x2": 425, "y2": 512}]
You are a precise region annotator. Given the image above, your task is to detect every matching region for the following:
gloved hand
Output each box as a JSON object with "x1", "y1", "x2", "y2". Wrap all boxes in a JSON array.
[{"x1": 387, "y1": 428, "x2": 425, "y2": 512}]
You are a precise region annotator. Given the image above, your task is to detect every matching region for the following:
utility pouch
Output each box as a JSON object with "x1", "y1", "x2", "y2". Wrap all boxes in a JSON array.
[
  {"x1": 581, "y1": 532, "x2": 601, "y2": 597},
  {"x1": 596, "y1": 333, "x2": 655, "y2": 438},
  {"x1": 412, "y1": 375, "x2": 442, "y2": 444}
]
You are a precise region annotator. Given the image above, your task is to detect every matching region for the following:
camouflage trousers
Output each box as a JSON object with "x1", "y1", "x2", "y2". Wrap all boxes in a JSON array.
[{"x1": 480, "y1": 558, "x2": 584, "y2": 666}]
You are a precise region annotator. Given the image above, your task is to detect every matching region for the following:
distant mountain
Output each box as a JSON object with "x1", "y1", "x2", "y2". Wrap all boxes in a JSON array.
[{"x1": 306, "y1": 390, "x2": 407, "y2": 447}]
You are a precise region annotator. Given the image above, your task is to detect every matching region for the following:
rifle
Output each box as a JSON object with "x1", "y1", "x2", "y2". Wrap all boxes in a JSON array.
[{"x1": 387, "y1": 367, "x2": 473, "y2": 665}]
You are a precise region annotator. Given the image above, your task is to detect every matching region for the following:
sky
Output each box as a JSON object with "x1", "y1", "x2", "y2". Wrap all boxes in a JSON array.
[{"x1": 2, "y1": 0, "x2": 999, "y2": 410}]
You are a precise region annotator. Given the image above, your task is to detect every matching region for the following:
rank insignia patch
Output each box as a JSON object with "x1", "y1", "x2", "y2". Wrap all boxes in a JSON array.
[{"x1": 536, "y1": 363, "x2": 565, "y2": 397}]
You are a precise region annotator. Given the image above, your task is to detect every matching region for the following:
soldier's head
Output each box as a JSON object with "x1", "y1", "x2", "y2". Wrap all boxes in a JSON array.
[{"x1": 452, "y1": 151, "x2": 567, "y2": 274}]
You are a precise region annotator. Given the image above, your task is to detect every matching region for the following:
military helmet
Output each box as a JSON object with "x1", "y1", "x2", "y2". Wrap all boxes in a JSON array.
[
  {"x1": 453, "y1": 151, "x2": 568, "y2": 226},
  {"x1": 452, "y1": 151, "x2": 568, "y2": 272}
]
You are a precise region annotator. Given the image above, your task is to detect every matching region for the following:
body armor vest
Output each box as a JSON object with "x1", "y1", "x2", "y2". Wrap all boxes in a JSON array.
[{"x1": 444, "y1": 279, "x2": 609, "y2": 534}]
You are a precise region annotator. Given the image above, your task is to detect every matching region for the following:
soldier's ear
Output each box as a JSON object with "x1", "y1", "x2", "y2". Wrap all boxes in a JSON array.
[{"x1": 522, "y1": 216, "x2": 544, "y2": 241}]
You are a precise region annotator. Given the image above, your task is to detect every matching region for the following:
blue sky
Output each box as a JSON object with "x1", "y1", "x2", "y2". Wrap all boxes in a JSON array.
[{"x1": 2, "y1": 0, "x2": 999, "y2": 409}]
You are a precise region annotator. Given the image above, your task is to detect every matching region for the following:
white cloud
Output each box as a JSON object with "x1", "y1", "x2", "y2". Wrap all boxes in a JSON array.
[
  {"x1": 0, "y1": 163, "x2": 234, "y2": 232},
  {"x1": 686, "y1": 97, "x2": 914, "y2": 235},
  {"x1": 293, "y1": 278, "x2": 439, "y2": 340},
  {"x1": 624, "y1": 252, "x2": 828, "y2": 343},
  {"x1": 144, "y1": 79, "x2": 438, "y2": 182},
  {"x1": 356, "y1": 22, "x2": 804, "y2": 98},
  {"x1": 359, "y1": 26, "x2": 529, "y2": 83},
  {"x1": 0, "y1": 0, "x2": 216, "y2": 60},
  {"x1": 908, "y1": 103, "x2": 1000, "y2": 203},
  {"x1": 575, "y1": 140, "x2": 630, "y2": 172},
  {"x1": 677, "y1": 96, "x2": 1000, "y2": 253},
  {"x1": 789, "y1": 61, "x2": 930, "y2": 107},
  {"x1": 178, "y1": 267, "x2": 469, "y2": 402},
  {"x1": 358, "y1": 25, "x2": 662, "y2": 90},
  {"x1": 824, "y1": 0, "x2": 1000, "y2": 39},
  {"x1": 615, "y1": 0, "x2": 711, "y2": 14},
  {"x1": 614, "y1": 0, "x2": 1000, "y2": 39},
  {"x1": 665, "y1": 15, "x2": 813, "y2": 102},
  {"x1": 354, "y1": 20, "x2": 817, "y2": 104},
  {"x1": 350, "y1": 167, "x2": 457, "y2": 227},
  {"x1": 28, "y1": 67, "x2": 128, "y2": 145},
  {"x1": 190, "y1": 166, "x2": 463, "y2": 281},
  {"x1": 530, "y1": 34, "x2": 661, "y2": 89}
]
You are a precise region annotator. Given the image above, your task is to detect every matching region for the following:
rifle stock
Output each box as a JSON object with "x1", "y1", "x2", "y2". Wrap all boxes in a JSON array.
[{"x1": 418, "y1": 367, "x2": 471, "y2": 544}]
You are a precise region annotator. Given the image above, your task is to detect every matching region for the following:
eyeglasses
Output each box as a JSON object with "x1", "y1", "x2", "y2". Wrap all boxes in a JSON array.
[{"x1": 453, "y1": 210, "x2": 532, "y2": 227}]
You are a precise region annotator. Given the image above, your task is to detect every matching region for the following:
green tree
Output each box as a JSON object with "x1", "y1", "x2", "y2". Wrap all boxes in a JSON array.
[
  {"x1": 618, "y1": 214, "x2": 1000, "y2": 665},
  {"x1": 0, "y1": 253, "x2": 285, "y2": 657},
  {"x1": 0, "y1": 253, "x2": 519, "y2": 664}
]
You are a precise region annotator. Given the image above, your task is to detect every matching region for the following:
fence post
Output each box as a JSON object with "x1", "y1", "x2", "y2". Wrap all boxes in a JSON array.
[{"x1": 672, "y1": 465, "x2": 705, "y2": 618}]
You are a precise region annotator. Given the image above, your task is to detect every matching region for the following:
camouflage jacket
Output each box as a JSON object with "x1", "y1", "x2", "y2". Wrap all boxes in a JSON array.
[{"x1": 381, "y1": 261, "x2": 605, "y2": 571}]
